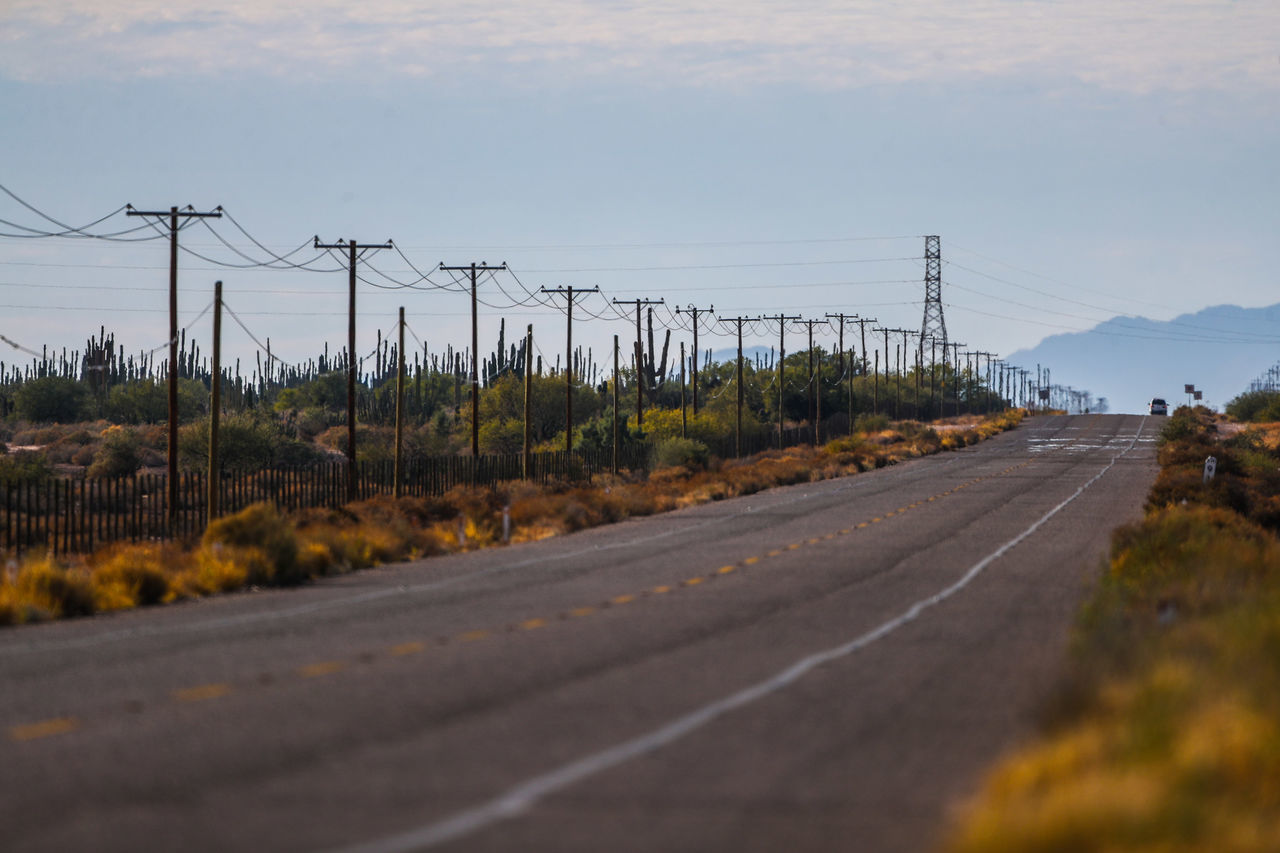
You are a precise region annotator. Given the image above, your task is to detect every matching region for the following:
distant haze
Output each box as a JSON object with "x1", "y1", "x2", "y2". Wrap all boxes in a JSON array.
[{"x1": 1005, "y1": 304, "x2": 1280, "y2": 414}]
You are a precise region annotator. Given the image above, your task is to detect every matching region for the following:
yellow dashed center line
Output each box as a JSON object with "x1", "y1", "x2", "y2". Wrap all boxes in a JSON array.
[
  {"x1": 683, "y1": 577, "x2": 705, "y2": 586},
  {"x1": 610, "y1": 594, "x2": 636, "y2": 606},
  {"x1": 458, "y1": 629, "x2": 491, "y2": 643},
  {"x1": 173, "y1": 683, "x2": 232, "y2": 702},
  {"x1": 651, "y1": 585, "x2": 672, "y2": 594},
  {"x1": 717, "y1": 565, "x2": 736, "y2": 575},
  {"x1": 569, "y1": 606, "x2": 596, "y2": 617},
  {"x1": 743, "y1": 556, "x2": 760, "y2": 565},
  {"x1": 519, "y1": 618, "x2": 548, "y2": 630},
  {"x1": 10, "y1": 717, "x2": 79, "y2": 742},
  {"x1": 299, "y1": 661, "x2": 346, "y2": 678},
  {"x1": 391, "y1": 641, "x2": 426, "y2": 656}
]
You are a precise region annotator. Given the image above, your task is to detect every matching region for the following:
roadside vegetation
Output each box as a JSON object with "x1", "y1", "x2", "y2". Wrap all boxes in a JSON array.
[
  {"x1": 948, "y1": 403, "x2": 1280, "y2": 852},
  {"x1": 0, "y1": 410, "x2": 1023, "y2": 626}
]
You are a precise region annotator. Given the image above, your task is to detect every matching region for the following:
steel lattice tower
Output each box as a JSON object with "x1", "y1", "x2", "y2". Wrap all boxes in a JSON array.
[{"x1": 920, "y1": 235, "x2": 947, "y2": 354}]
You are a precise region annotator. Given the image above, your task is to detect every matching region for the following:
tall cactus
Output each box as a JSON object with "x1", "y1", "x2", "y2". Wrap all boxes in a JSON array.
[{"x1": 641, "y1": 307, "x2": 670, "y2": 403}]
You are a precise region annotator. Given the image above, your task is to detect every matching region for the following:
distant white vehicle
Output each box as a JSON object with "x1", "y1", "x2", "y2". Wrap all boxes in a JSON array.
[{"x1": 1149, "y1": 398, "x2": 1168, "y2": 416}]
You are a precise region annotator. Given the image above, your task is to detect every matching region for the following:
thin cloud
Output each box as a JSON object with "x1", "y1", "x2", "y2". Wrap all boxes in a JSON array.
[{"x1": 1, "y1": 1, "x2": 1277, "y2": 94}]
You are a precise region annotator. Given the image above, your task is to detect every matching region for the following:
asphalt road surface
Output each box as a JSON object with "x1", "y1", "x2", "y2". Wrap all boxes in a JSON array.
[{"x1": 2, "y1": 414, "x2": 1160, "y2": 852}]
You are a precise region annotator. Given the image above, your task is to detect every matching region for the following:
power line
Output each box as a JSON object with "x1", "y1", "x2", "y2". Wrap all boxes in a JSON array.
[
  {"x1": 520, "y1": 256, "x2": 919, "y2": 273},
  {"x1": 387, "y1": 234, "x2": 923, "y2": 252}
]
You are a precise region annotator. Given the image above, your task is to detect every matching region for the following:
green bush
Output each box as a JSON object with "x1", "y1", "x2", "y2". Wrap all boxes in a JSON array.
[
  {"x1": 272, "y1": 371, "x2": 348, "y2": 412},
  {"x1": 181, "y1": 413, "x2": 322, "y2": 471},
  {"x1": 0, "y1": 450, "x2": 53, "y2": 484},
  {"x1": 1225, "y1": 390, "x2": 1280, "y2": 424},
  {"x1": 651, "y1": 437, "x2": 710, "y2": 471},
  {"x1": 87, "y1": 426, "x2": 142, "y2": 478},
  {"x1": 854, "y1": 412, "x2": 890, "y2": 434},
  {"x1": 14, "y1": 376, "x2": 89, "y2": 423},
  {"x1": 102, "y1": 379, "x2": 204, "y2": 424}
]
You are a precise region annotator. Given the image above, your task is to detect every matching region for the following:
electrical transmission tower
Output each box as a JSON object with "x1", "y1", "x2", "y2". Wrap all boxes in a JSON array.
[{"x1": 919, "y1": 235, "x2": 947, "y2": 357}]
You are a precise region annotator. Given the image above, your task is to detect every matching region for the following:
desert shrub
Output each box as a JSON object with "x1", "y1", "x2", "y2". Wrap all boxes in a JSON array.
[
  {"x1": 14, "y1": 376, "x2": 89, "y2": 423},
  {"x1": 1225, "y1": 389, "x2": 1280, "y2": 424},
  {"x1": 272, "y1": 371, "x2": 348, "y2": 412},
  {"x1": 292, "y1": 407, "x2": 336, "y2": 440},
  {"x1": 0, "y1": 582, "x2": 17, "y2": 626},
  {"x1": 202, "y1": 502, "x2": 302, "y2": 585},
  {"x1": 12, "y1": 554, "x2": 95, "y2": 619},
  {"x1": 478, "y1": 418, "x2": 524, "y2": 454},
  {"x1": 825, "y1": 434, "x2": 867, "y2": 454},
  {"x1": 169, "y1": 544, "x2": 250, "y2": 598},
  {"x1": 652, "y1": 437, "x2": 710, "y2": 471},
  {"x1": 89, "y1": 543, "x2": 173, "y2": 610},
  {"x1": 13, "y1": 425, "x2": 66, "y2": 446},
  {"x1": 296, "y1": 541, "x2": 337, "y2": 576},
  {"x1": 640, "y1": 408, "x2": 737, "y2": 445},
  {"x1": 0, "y1": 450, "x2": 53, "y2": 484},
  {"x1": 854, "y1": 412, "x2": 890, "y2": 434},
  {"x1": 181, "y1": 413, "x2": 321, "y2": 470},
  {"x1": 87, "y1": 426, "x2": 142, "y2": 478},
  {"x1": 294, "y1": 499, "x2": 436, "y2": 570},
  {"x1": 316, "y1": 423, "x2": 395, "y2": 464}
]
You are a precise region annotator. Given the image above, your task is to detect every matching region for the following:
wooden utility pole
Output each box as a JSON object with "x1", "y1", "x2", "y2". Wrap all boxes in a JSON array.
[
  {"x1": 825, "y1": 312, "x2": 862, "y2": 435},
  {"x1": 314, "y1": 236, "x2": 393, "y2": 500},
  {"x1": 208, "y1": 280, "x2": 223, "y2": 523},
  {"x1": 679, "y1": 341, "x2": 687, "y2": 439},
  {"x1": 762, "y1": 314, "x2": 800, "y2": 449},
  {"x1": 612, "y1": 335, "x2": 620, "y2": 474},
  {"x1": 394, "y1": 307, "x2": 405, "y2": 498},
  {"x1": 126, "y1": 204, "x2": 222, "y2": 528},
  {"x1": 541, "y1": 286, "x2": 599, "y2": 453},
  {"x1": 717, "y1": 316, "x2": 752, "y2": 457},
  {"x1": 948, "y1": 342, "x2": 965, "y2": 416},
  {"x1": 675, "y1": 304, "x2": 713, "y2": 415},
  {"x1": 523, "y1": 325, "x2": 533, "y2": 477},
  {"x1": 976, "y1": 352, "x2": 995, "y2": 414},
  {"x1": 798, "y1": 318, "x2": 825, "y2": 444},
  {"x1": 874, "y1": 327, "x2": 891, "y2": 417},
  {"x1": 440, "y1": 262, "x2": 507, "y2": 456},
  {"x1": 929, "y1": 336, "x2": 939, "y2": 420},
  {"x1": 898, "y1": 329, "x2": 919, "y2": 420},
  {"x1": 875, "y1": 328, "x2": 916, "y2": 420},
  {"x1": 612, "y1": 297, "x2": 663, "y2": 429}
]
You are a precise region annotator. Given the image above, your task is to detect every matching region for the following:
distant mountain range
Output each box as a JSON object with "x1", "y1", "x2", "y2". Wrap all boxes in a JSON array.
[
  {"x1": 703, "y1": 305, "x2": 1280, "y2": 415},
  {"x1": 1004, "y1": 303, "x2": 1280, "y2": 415}
]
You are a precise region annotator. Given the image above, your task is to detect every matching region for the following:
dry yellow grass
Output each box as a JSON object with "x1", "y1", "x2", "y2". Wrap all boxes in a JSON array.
[{"x1": 1, "y1": 409, "x2": 1024, "y2": 625}]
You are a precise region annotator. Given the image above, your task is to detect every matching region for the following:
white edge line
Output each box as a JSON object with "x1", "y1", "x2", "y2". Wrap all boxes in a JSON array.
[{"x1": 329, "y1": 417, "x2": 1149, "y2": 853}]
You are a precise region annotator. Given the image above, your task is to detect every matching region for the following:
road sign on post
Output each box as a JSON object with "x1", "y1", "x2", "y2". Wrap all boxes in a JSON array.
[{"x1": 1203, "y1": 456, "x2": 1217, "y2": 484}]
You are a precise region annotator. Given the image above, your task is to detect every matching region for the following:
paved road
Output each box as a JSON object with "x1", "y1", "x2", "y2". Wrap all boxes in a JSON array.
[{"x1": 2, "y1": 414, "x2": 1159, "y2": 852}]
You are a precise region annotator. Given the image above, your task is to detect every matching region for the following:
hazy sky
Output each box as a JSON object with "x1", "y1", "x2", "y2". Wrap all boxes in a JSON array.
[{"x1": 2, "y1": 1, "x2": 1278, "y2": 406}]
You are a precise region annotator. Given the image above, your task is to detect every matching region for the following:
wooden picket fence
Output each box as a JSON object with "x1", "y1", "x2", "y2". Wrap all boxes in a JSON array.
[{"x1": 1, "y1": 447, "x2": 647, "y2": 557}]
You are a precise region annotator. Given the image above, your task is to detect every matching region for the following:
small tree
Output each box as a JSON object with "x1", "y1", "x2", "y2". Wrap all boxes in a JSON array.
[
  {"x1": 14, "y1": 376, "x2": 89, "y2": 423},
  {"x1": 87, "y1": 426, "x2": 142, "y2": 478}
]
